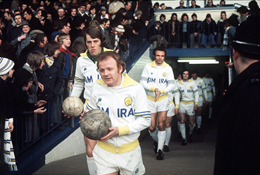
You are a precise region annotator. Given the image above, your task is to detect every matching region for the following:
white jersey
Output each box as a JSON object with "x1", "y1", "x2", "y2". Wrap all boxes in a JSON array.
[
  {"x1": 71, "y1": 48, "x2": 112, "y2": 100},
  {"x1": 177, "y1": 79, "x2": 199, "y2": 105},
  {"x1": 202, "y1": 77, "x2": 215, "y2": 95},
  {"x1": 140, "y1": 61, "x2": 175, "y2": 101},
  {"x1": 191, "y1": 77, "x2": 208, "y2": 101},
  {"x1": 86, "y1": 73, "x2": 151, "y2": 147}
]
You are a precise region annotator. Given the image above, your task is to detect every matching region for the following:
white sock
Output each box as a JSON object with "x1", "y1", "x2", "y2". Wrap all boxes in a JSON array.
[
  {"x1": 197, "y1": 116, "x2": 202, "y2": 128},
  {"x1": 86, "y1": 155, "x2": 97, "y2": 175},
  {"x1": 209, "y1": 108, "x2": 212, "y2": 118},
  {"x1": 164, "y1": 127, "x2": 171, "y2": 146},
  {"x1": 149, "y1": 128, "x2": 158, "y2": 142},
  {"x1": 189, "y1": 124, "x2": 195, "y2": 135},
  {"x1": 180, "y1": 124, "x2": 186, "y2": 139},
  {"x1": 177, "y1": 121, "x2": 181, "y2": 132},
  {"x1": 157, "y1": 130, "x2": 166, "y2": 152}
]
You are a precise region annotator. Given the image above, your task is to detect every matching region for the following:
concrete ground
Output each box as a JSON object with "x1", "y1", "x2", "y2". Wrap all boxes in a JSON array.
[{"x1": 34, "y1": 115, "x2": 217, "y2": 175}]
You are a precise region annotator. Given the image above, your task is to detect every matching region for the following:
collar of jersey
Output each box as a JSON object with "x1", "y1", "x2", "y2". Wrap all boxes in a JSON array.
[
  {"x1": 149, "y1": 61, "x2": 169, "y2": 67},
  {"x1": 178, "y1": 79, "x2": 193, "y2": 83},
  {"x1": 96, "y1": 73, "x2": 138, "y2": 87},
  {"x1": 80, "y1": 47, "x2": 112, "y2": 59}
]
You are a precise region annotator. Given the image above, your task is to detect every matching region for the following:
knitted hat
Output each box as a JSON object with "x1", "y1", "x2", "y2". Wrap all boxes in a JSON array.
[
  {"x1": 21, "y1": 20, "x2": 30, "y2": 27},
  {"x1": 0, "y1": 57, "x2": 14, "y2": 76},
  {"x1": 232, "y1": 15, "x2": 260, "y2": 56},
  {"x1": 51, "y1": 31, "x2": 60, "y2": 41},
  {"x1": 115, "y1": 25, "x2": 125, "y2": 32},
  {"x1": 100, "y1": 6, "x2": 107, "y2": 11}
]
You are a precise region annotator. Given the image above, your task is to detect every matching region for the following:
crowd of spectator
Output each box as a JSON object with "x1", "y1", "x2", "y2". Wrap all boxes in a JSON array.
[{"x1": 149, "y1": 0, "x2": 260, "y2": 48}]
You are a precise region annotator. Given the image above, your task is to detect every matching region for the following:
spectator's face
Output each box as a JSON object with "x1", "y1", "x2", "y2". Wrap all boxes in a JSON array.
[
  {"x1": 125, "y1": 3, "x2": 132, "y2": 11},
  {"x1": 90, "y1": 8, "x2": 96, "y2": 14},
  {"x1": 8, "y1": 69, "x2": 15, "y2": 78},
  {"x1": 22, "y1": 4, "x2": 27, "y2": 11},
  {"x1": 86, "y1": 34, "x2": 102, "y2": 57},
  {"x1": 22, "y1": 25, "x2": 30, "y2": 34},
  {"x1": 161, "y1": 5, "x2": 166, "y2": 9},
  {"x1": 192, "y1": 16, "x2": 197, "y2": 21},
  {"x1": 23, "y1": 81, "x2": 33, "y2": 91},
  {"x1": 183, "y1": 16, "x2": 188, "y2": 22},
  {"x1": 40, "y1": 36, "x2": 48, "y2": 47},
  {"x1": 207, "y1": 0, "x2": 213, "y2": 6},
  {"x1": 191, "y1": 73, "x2": 197, "y2": 80},
  {"x1": 66, "y1": 0, "x2": 71, "y2": 3},
  {"x1": 192, "y1": 1, "x2": 196, "y2": 6},
  {"x1": 54, "y1": 4, "x2": 59, "y2": 10},
  {"x1": 79, "y1": 23, "x2": 85, "y2": 30},
  {"x1": 105, "y1": 20, "x2": 110, "y2": 29},
  {"x1": 206, "y1": 17, "x2": 211, "y2": 22},
  {"x1": 172, "y1": 15, "x2": 177, "y2": 21},
  {"x1": 154, "y1": 50, "x2": 165, "y2": 66},
  {"x1": 15, "y1": 15, "x2": 22, "y2": 25},
  {"x1": 47, "y1": 13, "x2": 52, "y2": 20},
  {"x1": 80, "y1": 6, "x2": 85, "y2": 13},
  {"x1": 155, "y1": 24, "x2": 160, "y2": 28},
  {"x1": 180, "y1": 1, "x2": 184, "y2": 7},
  {"x1": 101, "y1": 10, "x2": 106, "y2": 15},
  {"x1": 64, "y1": 23, "x2": 71, "y2": 33},
  {"x1": 23, "y1": 12, "x2": 31, "y2": 21},
  {"x1": 183, "y1": 71, "x2": 189, "y2": 80},
  {"x1": 154, "y1": 4, "x2": 159, "y2": 9},
  {"x1": 86, "y1": 4, "x2": 91, "y2": 11},
  {"x1": 62, "y1": 36, "x2": 71, "y2": 48},
  {"x1": 117, "y1": 31, "x2": 123, "y2": 36},
  {"x1": 220, "y1": 1, "x2": 225, "y2": 6},
  {"x1": 98, "y1": 56, "x2": 123, "y2": 87},
  {"x1": 160, "y1": 16, "x2": 165, "y2": 22},
  {"x1": 71, "y1": 9, "x2": 77, "y2": 16},
  {"x1": 58, "y1": 9, "x2": 65, "y2": 17},
  {"x1": 37, "y1": 10, "x2": 42, "y2": 18},
  {"x1": 4, "y1": 8, "x2": 10, "y2": 12},
  {"x1": 221, "y1": 13, "x2": 226, "y2": 19},
  {"x1": 54, "y1": 49, "x2": 60, "y2": 57},
  {"x1": 4, "y1": 13, "x2": 11, "y2": 21}
]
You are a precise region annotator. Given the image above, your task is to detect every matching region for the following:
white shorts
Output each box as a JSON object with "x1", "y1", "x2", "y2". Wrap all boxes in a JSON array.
[
  {"x1": 197, "y1": 96, "x2": 204, "y2": 107},
  {"x1": 179, "y1": 102, "x2": 195, "y2": 116},
  {"x1": 148, "y1": 97, "x2": 169, "y2": 113},
  {"x1": 93, "y1": 144, "x2": 145, "y2": 175},
  {"x1": 207, "y1": 92, "x2": 213, "y2": 102},
  {"x1": 167, "y1": 102, "x2": 175, "y2": 117}
]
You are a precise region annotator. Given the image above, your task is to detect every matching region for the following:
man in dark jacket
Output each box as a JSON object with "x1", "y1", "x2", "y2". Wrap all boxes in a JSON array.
[
  {"x1": 190, "y1": 13, "x2": 202, "y2": 48},
  {"x1": 23, "y1": 8, "x2": 42, "y2": 31},
  {"x1": 201, "y1": 13, "x2": 216, "y2": 48},
  {"x1": 214, "y1": 15, "x2": 260, "y2": 175}
]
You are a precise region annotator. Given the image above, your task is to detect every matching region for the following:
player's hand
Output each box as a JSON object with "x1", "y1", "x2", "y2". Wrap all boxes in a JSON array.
[
  {"x1": 174, "y1": 108, "x2": 179, "y2": 115},
  {"x1": 194, "y1": 105, "x2": 197, "y2": 111},
  {"x1": 204, "y1": 101, "x2": 208, "y2": 106},
  {"x1": 36, "y1": 100, "x2": 47, "y2": 107},
  {"x1": 34, "y1": 107, "x2": 47, "y2": 114},
  {"x1": 100, "y1": 127, "x2": 119, "y2": 142},
  {"x1": 79, "y1": 110, "x2": 87, "y2": 123},
  {"x1": 69, "y1": 82, "x2": 73, "y2": 90},
  {"x1": 9, "y1": 122, "x2": 14, "y2": 132},
  {"x1": 155, "y1": 88, "x2": 161, "y2": 102}
]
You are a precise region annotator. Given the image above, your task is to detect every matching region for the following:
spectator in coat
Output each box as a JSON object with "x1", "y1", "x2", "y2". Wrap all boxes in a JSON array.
[
  {"x1": 168, "y1": 13, "x2": 180, "y2": 47},
  {"x1": 10, "y1": 20, "x2": 31, "y2": 58},
  {"x1": 190, "y1": 13, "x2": 202, "y2": 48},
  {"x1": 179, "y1": 13, "x2": 190, "y2": 48},
  {"x1": 216, "y1": 11, "x2": 227, "y2": 47},
  {"x1": 86, "y1": 6, "x2": 101, "y2": 27},
  {"x1": 148, "y1": 21, "x2": 168, "y2": 47},
  {"x1": 160, "y1": 3, "x2": 173, "y2": 10},
  {"x1": 100, "y1": 18, "x2": 113, "y2": 49},
  {"x1": 99, "y1": 6, "x2": 110, "y2": 20},
  {"x1": 7, "y1": 14, "x2": 22, "y2": 46},
  {"x1": 176, "y1": 0, "x2": 187, "y2": 9},
  {"x1": 23, "y1": 8, "x2": 42, "y2": 31},
  {"x1": 189, "y1": 0, "x2": 200, "y2": 8},
  {"x1": 108, "y1": 0, "x2": 125, "y2": 20},
  {"x1": 205, "y1": 0, "x2": 217, "y2": 7},
  {"x1": 201, "y1": 13, "x2": 216, "y2": 48}
]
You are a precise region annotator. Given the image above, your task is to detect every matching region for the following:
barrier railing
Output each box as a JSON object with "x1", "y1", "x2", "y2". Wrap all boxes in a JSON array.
[{"x1": 13, "y1": 92, "x2": 76, "y2": 156}]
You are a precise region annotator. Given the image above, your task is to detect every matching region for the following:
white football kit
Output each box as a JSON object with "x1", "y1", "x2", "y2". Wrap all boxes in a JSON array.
[
  {"x1": 140, "y1": 61, "x2": 175, "y2": 113},
  {"x1": 177, "y1": 79, "x2": 199, "y2": 116},
  {"x1": 86, "y1": 73, "x2": 151, "y2": 175},
  {"x1": 191, "y1": 77, "x2": 208, "y2": 107},
  {"x1": 202, "y1": 77, "x2": 215, "y2": 102}
]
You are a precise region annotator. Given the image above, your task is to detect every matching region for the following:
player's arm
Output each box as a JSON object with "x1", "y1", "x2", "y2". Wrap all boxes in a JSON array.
[
  {"x1": 193, "y1": 82, "x2": 199, "y2": 106},
  {"x1": 173, "y1": 84, "x2": 180, "y2": 109},
  {"x1": 118, "y1": 85, "x2": 151, "y2": 136},
  {"x1": 159, "y1": 68, "x2": 175, "y2": 95},
  {"x1": 140, "y1": 65, "x2": 157, "y2": 93},
  {"x1": 202, "y1": 79, "x2": 208, "y2": 102},
  {"x1": 71, "y1": 58, "x2": 85, "y2": 97}
]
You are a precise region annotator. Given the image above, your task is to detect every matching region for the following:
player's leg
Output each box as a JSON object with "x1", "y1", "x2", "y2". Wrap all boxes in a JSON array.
[
  {"x1": 84, "y1": 136, "x2": 97, "y2": 175},
  {"x1": 196, "y1": 106, "x2": 202, "y2": 134},
  {"x1": 156, "y1": 111, "x2": 167, "y2": 160},
  {"x1": 149, "y1": 113, "x2": 159, "y2": 153},
  {"x1": 208, "y1": 101, "x2": 213, "y2": 119},
  {"x1": 164, "y1": 116, "x2": 172, "y2": 152},
  {"x1": 178, "y1": 112, "x2": 187, "y2": 145},
  {"x1": 187, "y1": 115, "x2": 195, "y2": 143}
]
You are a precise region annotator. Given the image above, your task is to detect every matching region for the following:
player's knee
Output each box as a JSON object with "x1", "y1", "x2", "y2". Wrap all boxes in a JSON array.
[
  {"x1": 165, "y1": 122, "x2": 171, "y2": 128},
  {"x1": 158, "y1": 122, "x2": 165, "y2": 130},
  {"x1": 149, "y1": 126, "x2": 156, "y2": 132},
  {"x1": 87, "y1": 149, "x2": 93, "y2": 157}
]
